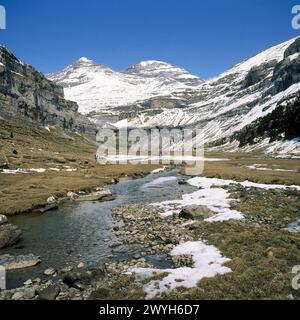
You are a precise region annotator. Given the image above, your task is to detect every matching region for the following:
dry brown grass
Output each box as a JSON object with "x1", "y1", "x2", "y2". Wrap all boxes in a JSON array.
[
  {"x1": 201, "y1": 155, "x2": 300, "y2": 185},
  {"x1": 0, "y1": 118, "x2": 159, "y2": 215}
]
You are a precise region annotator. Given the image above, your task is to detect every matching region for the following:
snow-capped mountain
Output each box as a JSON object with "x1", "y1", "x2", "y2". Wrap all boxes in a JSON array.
[
  {"x1": 49, "y1": 36, "x2": 300, "y2": 154},
  {"x1": 48, "y1": 59, "x2": 202, "y2": 115},
  {"x1": 123, "y1": 60, "x2": 202, "y2": 86}
]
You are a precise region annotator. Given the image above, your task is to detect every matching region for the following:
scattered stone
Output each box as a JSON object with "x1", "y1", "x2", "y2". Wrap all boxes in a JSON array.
[
  {"x1": 0, "y1": 254, "x2": 40, "y2": 270},
  {"x1": 67, "y1": 191, "x2": 78, "y2": 200},
  {"x1": 0, "y1": 214, "x2": 8, "y2": 225},
  {"x1": 24, "y1": 279, "x2": 33, "y2": 286},
  {"x1": 0, "y1": 223, "x2": 22, "y2": 249},
  {"x1": 77, "y1": 262, "x2": 85, "y2": 269},
  {"x1": 63, "y1": 265, "x2": 106, "y2": 290},
  {"x1": 38, "y1": 285, "x2": 60, "y2": 300},
  {"x1": 11, "y1": 291, "x2": 24, "y2": 300},
  {"x1": 23, "y1": 288, "x2": 36, "y2": 300},
  {"x1": 179, "y1": 205, "x2": 215, "y2": 220},
  {"x1": 33, "y1": 278, "x2": 41, "y2": 284},
  {"x1": 47, "y1": 196, "x2": 56, "y2": 204},
  {"x1": 61, "y1": 266, "x2": 73, "y2": 273},
  {"x1": 44, "y1": 267, "x2": 56, "y2": 276}
]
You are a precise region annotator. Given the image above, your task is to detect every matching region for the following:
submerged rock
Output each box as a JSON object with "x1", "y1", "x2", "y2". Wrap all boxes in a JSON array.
[
  {"x1": 0, "y1": 254, "x2": 41, "y2": 270},
  {"x1": 39, "y1": 204, "x2": 58, "y2": 213},
  {"x1": 0, "y1": 223, "x2": 22, "y2": 249}
]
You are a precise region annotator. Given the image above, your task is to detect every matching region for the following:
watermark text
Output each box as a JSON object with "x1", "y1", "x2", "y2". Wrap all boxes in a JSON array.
[{"x1": 0, "y1": 5, "x2": 6, "y2": 30}]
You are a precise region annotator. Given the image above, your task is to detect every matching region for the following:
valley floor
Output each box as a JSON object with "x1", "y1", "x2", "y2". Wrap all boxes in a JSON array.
[{"x1": 1, "y1": 118, "x2": 300, "y2": 300}]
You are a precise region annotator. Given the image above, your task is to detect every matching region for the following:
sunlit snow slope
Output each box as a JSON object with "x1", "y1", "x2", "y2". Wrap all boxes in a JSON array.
[{"x1": 49, "y1": 36, "x2": 300, "y2": 153}]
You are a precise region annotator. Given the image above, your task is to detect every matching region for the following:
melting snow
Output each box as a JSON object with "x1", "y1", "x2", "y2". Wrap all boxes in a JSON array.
[
  {"x1": 151, "y1": 167, "x2": 167, "y2": 174},
  {"x1": 188, "y1": 177, "x2": 300, "y2": 191},
  {"x1": 130, "y1": 241, "x2": 231, "y2": 299}
]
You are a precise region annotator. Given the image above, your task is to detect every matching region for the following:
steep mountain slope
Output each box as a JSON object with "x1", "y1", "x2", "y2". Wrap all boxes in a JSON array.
[
  {"x1": 48, "y1": 36, "x2": 300, "y2": 154},
  {"x1": 0, "y1": 46, "x2": 95, "y2": 134},
  {"x1": 48, "y1": 59, "x2": 202, "y2": 115},
  {"x1": 111, "y1": 37, "x2": 300, "y2": 137}
]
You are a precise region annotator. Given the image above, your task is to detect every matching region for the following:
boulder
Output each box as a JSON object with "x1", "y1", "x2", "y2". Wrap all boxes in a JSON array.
[
  {"x1": 22, "y1": 288, "x2": 36, "y2": 300},
  {"x1": 38, "y1": 285, "x2": 60, "y2": 301},
  {"x1": 0, "y1": 223, "x2": 22, "y2": 249},
  {"x1": 179, "y1": 205, "x2": 214, "y2": 220},
  {"x1": 63, "y1": 265, "x2": 106, "y2": 290},
  {"x1": 0, "y1": 254, "x2": 41, "y2": 270},
  {"x1": 0, "y1": 215, "x2": 8, "y2": 225}
]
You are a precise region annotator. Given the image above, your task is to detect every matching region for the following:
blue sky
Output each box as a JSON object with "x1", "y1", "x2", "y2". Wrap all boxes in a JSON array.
[{"x1": 0, "y1": 0, "x2": 299, "y2": 78}]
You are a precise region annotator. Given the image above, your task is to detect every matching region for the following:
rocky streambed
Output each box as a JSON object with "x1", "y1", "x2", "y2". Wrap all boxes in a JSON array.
[{"x1": 0, "y1": 168, "x2": 197, "y2": 295}]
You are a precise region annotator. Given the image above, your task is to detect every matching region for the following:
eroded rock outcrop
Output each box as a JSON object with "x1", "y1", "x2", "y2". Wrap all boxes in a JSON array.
[
  {"x1": 0, "y1": 46, "x2": 95, "y2": 134},
  {"x1": 0, "y1": 216, "x2": 22, "y2": 249}
]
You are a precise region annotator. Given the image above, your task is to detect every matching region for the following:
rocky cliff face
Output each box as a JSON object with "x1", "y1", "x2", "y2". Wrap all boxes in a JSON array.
[{"x1": 0, "y1": 46, "x2": 95, "y2": 134}]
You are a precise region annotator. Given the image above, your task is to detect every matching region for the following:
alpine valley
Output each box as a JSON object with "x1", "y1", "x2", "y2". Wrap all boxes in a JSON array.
[{"x1": 1, "y1": 35, "x2": 300, "y2": 301}]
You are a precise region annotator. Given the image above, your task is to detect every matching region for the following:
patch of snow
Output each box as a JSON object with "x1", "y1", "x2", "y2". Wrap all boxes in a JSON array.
[
  {"x1": 243, "y1": 164, "x2": 297, "y2": 172},
  {"x1": 1, "y1": 169, "x2": 27, "y2": 174},
  {"x1": 130, "y1": 241, "x2": 231, "y2": 299},
  {"x1": 153, "y1": 186, "x2": 243, "y2": 222},
  {"x1": 151, "y1": 167, "x2": 167, "y2": 174},
  {"x1": 188, "y1": 177, "x2": 300, "y2": 191},
  {"x1": 29, "y1": 168, "x2": 46, "y2": 173},
  {"x1": 64, "y1": 168, "x2": 77, "y2": 172}
]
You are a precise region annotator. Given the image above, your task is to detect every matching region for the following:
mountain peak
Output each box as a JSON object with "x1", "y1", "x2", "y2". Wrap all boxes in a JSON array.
[
  {"x1": 123, "y1": 59, "x2": 202, "y2": 85},
  {"x1": 73, "y1": 57, "x2": 97, "y2": 66},
  {"x1": 138, "y1": 60, "x2": 171, "y2": 66}
]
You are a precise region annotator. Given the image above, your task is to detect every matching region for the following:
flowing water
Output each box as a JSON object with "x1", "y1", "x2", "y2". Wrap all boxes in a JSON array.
[{"x1": 3, "y1": 169, "x2": 197, "y2": 288}]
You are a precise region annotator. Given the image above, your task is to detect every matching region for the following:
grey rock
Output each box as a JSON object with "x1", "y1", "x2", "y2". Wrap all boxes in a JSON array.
[
  {"x1": 44, "y1": 267, "x2": 56, "y2": 276},
  {"x1": 38, "y1": 285, "x2": 60, "y2": 301},
  {"x1": 63, "y1": 265, "x2": 106, "y2": 289},
  {"x1": 0, "y1": 223, "x2": 22, "y2": 249},
  {"x1": 11, "y1": 291, "x2": 25, "y2": 300},
  {"x1": 0, "y1": 215, "x2": 8, "y2": 225},
  {"x1": 23, "y1": 288, "x2": 36, "y2": 300},
  {"x1": 0, "y1": 254, "x2": 41, "y2": 270},
  {"x1": 179, "y1": 205, "x2": 214, "y2": 220},
  {"x1": 0, "y1": 45, "x2": 96, "y2": 134}
]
